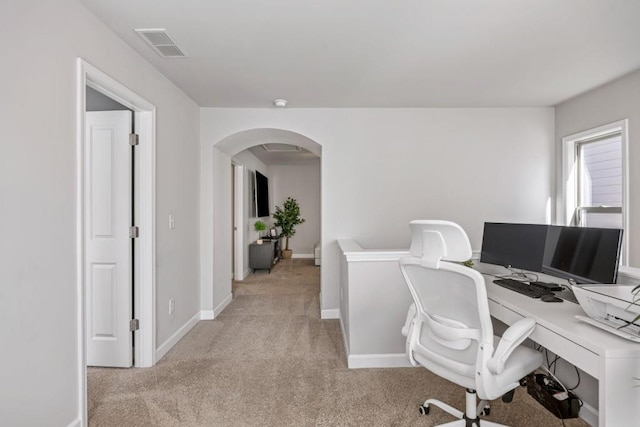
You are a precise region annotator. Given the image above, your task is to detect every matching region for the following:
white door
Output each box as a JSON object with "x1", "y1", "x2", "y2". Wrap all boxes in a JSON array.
[{"x1": 85, "y1": 111, "x2": 133, "y2": 367}]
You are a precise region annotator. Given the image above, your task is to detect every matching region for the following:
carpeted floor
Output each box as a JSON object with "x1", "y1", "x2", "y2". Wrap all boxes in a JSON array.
[{"x1": 88, "y1": 259, "x2": 588, "y2": 426}]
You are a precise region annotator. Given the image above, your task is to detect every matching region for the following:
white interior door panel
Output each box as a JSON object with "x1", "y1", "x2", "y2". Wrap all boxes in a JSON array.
[{"x1": 85, "y1": 111, "x2": 133, "y2": 367}]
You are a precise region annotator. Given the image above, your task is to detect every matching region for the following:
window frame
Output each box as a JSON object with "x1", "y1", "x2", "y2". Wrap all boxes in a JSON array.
[{"x1": 561, "y1": 119, "x2": 629, "y2": 265}]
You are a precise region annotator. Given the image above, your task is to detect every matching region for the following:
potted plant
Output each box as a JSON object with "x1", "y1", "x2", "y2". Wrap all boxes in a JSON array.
[
  {"x1": 254, "y1": 220, "x2": 266, "y2": 244},
  {"x1": 272, "y1": 197, "x2": 305, "y2": 259}
]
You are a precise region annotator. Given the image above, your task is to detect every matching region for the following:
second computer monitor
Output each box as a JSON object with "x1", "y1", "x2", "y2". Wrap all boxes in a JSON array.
[
  {"x1": 542, "y1": 225, "x2": 623, "y2": 284},
  {"x1": 480, "y1": 222, "x2": 548, "y2": 271}
]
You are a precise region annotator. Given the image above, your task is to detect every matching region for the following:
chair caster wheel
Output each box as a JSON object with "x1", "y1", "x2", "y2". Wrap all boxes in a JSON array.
[
  {"x1": 481, "y1": 407, "x2": 491, "y2": 416},
  {"x1": 419, "y1": 405, "x2": 430, "y2": 415},
  {"x1": 502, "y1": 388, "x2": 515, "y2": 403}
]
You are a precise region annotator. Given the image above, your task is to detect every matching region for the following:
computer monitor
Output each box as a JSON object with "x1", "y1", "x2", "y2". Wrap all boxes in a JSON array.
[
  {"x1": 542, "y1": 225, "x2": 623, "y2": 284},
  {"x1": 480, "y1": 222, "x2": 549, "y2": 272}
]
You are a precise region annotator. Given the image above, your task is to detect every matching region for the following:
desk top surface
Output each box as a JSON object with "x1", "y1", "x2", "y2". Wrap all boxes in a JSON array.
[{"x1": 476, "y1": 262, "x2": 640, "y2": 358}]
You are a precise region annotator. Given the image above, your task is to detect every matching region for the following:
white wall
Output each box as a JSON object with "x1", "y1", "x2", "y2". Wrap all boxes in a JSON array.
[
  {"x1": 555, "y1": 68, "x2": 640, "y2": 268},
  {"x1": 0, "y1": 1, "x2": 200, "y2": 425},
  {"x1": 200, "y1": 108, "x2": 555, "y2": 318},
  {"x1": 206, "y1": 148, "x2": 233, "y2": 314},
  {"x1": 269, "y1": 159, "x2": 321, "y2": 255}
]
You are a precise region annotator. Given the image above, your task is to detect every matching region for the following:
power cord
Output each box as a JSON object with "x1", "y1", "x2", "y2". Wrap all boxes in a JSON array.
[
  {"x1": 506, "y1": 267, "x2": 539, "y2": 282},
  {"x1": 542, "y1": 348, "x2": 581, "y2": 391},
  {"x1": 567, "y1": 366, "x2": 581, "y2": 392},
  {"x1": 487, "y1": 271, "x2": 538, "y2": 284}
]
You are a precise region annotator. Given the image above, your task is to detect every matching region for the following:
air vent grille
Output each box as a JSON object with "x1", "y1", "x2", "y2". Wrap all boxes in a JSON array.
[
  {"x1": 155, "y1": 45, "x2": 185, "y2": 57},
  {"x1": 262, "y1": 144, "x2": 301, "y2": 152},
  {"x1": 135, "y1": 29, "x2": 187, "y2": 58},
  {"x1": 142, "y1": 31, "x2": 173, "y2": 46}
]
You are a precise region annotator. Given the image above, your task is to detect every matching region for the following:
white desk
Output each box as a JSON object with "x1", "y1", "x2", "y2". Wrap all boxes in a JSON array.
[{"x1": 477, "y1": 263, "x2": 640, "y2": 427}]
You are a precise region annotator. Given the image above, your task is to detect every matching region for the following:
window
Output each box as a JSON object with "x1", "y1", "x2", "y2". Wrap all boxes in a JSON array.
[
  {"x1": 576, "y1": 133, "x2": 623, "y2": 227},
  {"x1": 561, "y1": 120, "x2": 628, "y2": 265}
]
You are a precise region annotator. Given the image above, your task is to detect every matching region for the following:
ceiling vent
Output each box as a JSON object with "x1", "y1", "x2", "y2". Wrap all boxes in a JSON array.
[
  {"x1": 135, "y1": 29, "x2": 187, "y2": 58},
  {"x1": 262, "y1": 143, "x2": 301, "y2": 152}
]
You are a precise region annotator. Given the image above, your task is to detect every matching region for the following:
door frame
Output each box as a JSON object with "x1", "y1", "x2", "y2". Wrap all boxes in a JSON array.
[
  {"x1": 233, "y1": 162, "x2": 244, "y2": 280},
  {"x1": 76, "y1": 59, "x2": 156, "y2": 423}
]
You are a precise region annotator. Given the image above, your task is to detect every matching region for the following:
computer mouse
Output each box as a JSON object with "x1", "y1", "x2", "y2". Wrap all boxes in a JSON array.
[{"x1": 541, "y1": 294, "x2": 563, "y2": 303}]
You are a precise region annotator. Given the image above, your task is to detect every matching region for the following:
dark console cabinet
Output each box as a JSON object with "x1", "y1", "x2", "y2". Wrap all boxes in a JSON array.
[{"x1": 249, "y1": 238, "x2": 280, "y2": 273}]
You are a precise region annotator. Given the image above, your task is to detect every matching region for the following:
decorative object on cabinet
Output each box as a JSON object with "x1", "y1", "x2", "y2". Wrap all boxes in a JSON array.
[
  {"x1": 254, "y1": 220, "x2": 266, "y2": 235},
  {"x1": 255, "y1": 220, "x2": 266, "y2": 244}
]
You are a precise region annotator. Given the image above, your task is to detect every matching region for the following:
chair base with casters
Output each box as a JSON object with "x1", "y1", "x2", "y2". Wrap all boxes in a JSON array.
[{"x1": 419, "y1": 388, "x2": 510, "y2": 427}]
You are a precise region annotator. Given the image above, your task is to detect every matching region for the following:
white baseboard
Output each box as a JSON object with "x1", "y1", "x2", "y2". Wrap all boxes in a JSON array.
[
  {"x1": 67, "y1": 417, "x2": 81, "y2": 427},
  {"x1": 201, "y1": 293, "x2": 233, "y2": 321},
  {"x1": 155, "y1": 312, "x2": 200, "y2": 361},
  {"x1": 579, "y1": 401, "x2": 598, "y2": 427},
  {"x1": 347, "y1": 353, "x2": 413, "y2": 369},
  {"x1": 321, "y1": 308, "x2": 340, "y2": 319},
  {"x1": 233, "y1": 268, "x2": 251, "y2": 281},
  {"x1": 200, "y1": 310, "x2": 214, "y2": 320},
  {"x1": 292, "y1": 253, "x2": 313, "y2": 259},
  {"x1": 213, "y1": 293, "x2": 233, "y2": 317}
]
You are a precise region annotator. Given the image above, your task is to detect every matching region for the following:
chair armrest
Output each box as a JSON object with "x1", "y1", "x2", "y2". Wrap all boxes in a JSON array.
[
  {"x1": 401, "y1": 303, "x2": 417, "y2": 337},
  {"x1": 487, "y1": 318, "x2": 536, "y2": 375}
]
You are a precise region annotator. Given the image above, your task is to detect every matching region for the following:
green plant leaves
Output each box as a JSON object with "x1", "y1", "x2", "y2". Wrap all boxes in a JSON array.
[{"x1": 272, "y1": 197, "x2": 305, "y2": 238}]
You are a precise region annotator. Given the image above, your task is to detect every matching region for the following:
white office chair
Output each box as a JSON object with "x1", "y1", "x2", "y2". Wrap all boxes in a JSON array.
[{"x1": 400, "y1": 220, "x2": 543, "y2": 427}]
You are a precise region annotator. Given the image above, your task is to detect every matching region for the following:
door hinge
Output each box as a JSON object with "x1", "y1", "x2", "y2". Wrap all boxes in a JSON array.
[
  {"x1": 129, "y1": 226, "x2": 139, "y2": 238},
  {"x1": 129, "y1": 133, "x2": 139, "y2": 146},
  {"x1": 130, "y1": 318, "x2": 140, "y2": 332}
]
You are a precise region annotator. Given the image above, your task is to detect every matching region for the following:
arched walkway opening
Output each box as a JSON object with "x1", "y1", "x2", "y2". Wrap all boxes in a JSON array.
[{"x1": 202, "y1": 128, "x2": 324, "y2": 319}]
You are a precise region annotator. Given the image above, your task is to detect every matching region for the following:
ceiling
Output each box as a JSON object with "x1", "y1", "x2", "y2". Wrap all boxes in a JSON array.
[
  {"x1": 81, "y1": 0, "x2": 640, "y2": 109},
  {"x1": 81, "y1": 0, "x2": 640, "y2": 164}
]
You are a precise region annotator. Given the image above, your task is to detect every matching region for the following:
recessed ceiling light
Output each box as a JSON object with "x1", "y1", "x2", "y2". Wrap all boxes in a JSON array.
[{"x1": 273, "y1": 99, "x2": 287, "y2": 108}]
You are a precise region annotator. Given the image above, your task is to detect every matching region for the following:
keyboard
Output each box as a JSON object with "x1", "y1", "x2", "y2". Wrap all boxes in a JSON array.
[
  {"x1": 493, "y1": 278, "x2": 552, "y2": 299},
  {"x1": 529, "y1": 281, "x2": 563, "y2": 291}
]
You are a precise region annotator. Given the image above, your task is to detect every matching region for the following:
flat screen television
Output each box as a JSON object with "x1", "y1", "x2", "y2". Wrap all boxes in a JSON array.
[
  {"x1": 480, "y1": 222, "x2": 548, "y2": 272},
  {"x1": 255, "y1": 171, "x2": 270, "y2": 218},
  {"x1": 542, "y1": 225, "x2": 622, "y2": 284}
]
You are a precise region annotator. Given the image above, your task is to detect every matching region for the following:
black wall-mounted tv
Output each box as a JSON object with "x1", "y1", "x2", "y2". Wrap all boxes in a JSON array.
[
  {"x1": 480, "y1": 222, "x2": 549, "y2": 272},
  {"x1": 542, "y1": 225, "x2": 622, "y2": 284},
  {"x1": 255, "y1": 171, "x2": 270, "y2": 217}
]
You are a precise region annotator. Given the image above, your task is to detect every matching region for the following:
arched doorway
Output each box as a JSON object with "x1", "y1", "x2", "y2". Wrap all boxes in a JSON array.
[{"x1": 201, "y1": 128, "x2": 323, "y2": 319}]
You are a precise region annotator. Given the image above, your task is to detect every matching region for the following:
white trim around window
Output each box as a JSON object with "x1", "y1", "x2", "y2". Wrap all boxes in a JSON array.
[{"x1": 561, "y1": 119, "x2": 629, "y2": 265}]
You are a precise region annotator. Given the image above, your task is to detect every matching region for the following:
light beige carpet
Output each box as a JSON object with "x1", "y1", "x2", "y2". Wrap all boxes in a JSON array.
[{"x1": 88, "y1": 259, "x2": 588, "y2": 426}]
